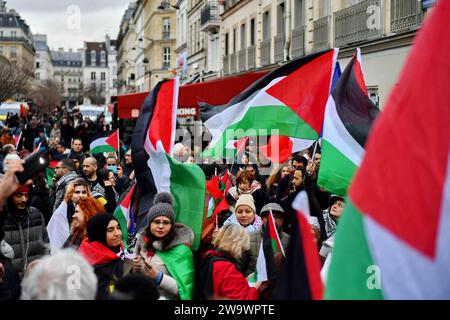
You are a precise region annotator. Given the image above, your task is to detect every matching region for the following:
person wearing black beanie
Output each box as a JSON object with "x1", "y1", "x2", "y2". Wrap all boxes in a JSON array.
[{"x1": 78, "y1": 213, "x2": 127, "y2": 299}]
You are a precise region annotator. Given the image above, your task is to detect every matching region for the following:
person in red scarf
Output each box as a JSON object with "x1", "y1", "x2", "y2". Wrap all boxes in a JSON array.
[{"x1": 78, "y1": 213, "x2": 126, "y2": 300}]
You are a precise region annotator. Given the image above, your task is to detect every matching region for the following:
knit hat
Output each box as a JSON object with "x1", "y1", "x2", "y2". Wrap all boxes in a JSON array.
[
  {"x1": 260, "y1": 203, "x2": 285, "y2": 217},
  {"x1": 235, "y1": 194, "x2": 256, "y2": 213},
  {"x1": 86, "y1": 213, "x2": 118, "y2": 247},
  {"x1": 146, "y1": 192, "x2": 176, "y2": 224}
]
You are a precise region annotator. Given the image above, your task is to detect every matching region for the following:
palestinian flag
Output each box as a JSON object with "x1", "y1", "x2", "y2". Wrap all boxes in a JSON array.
[
  {"x1": 46, "y1": 160, "x2": 58, "y2": 188},
  {"x1": 317, "y1": 49, "x2": 379, "y2": 196},
  {"x1": 89, "y1": 130, "x2": 119, "y2": 154},
  {"x1": 259, "y1": 136, "x2": 315, "y2": 164},
  {"x1": 255, "y1": 210, "x2": 285, "y2": 282},
  {"x1": 14, "y1": 131, "x2": 22, "y2": 148},
  {"x1": 113, "y1": 184, "x2": 136, "y2": 247},
  {"x1": 140, "y1": 78, "x2": 206, "y2": 250},
  {"x1": 275, "y1": 191, "x2": 324, "y2": 300},
  {"x1": 326, "y1": 2, "x2": 450, "y2": 299},
  {"x1": 203, "y1": 49, "x2": 339, "y2": 160}
]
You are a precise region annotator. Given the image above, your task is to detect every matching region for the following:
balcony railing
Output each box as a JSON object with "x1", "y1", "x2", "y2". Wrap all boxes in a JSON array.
[
  {"x1": 291, "y1": 25, "x2": 305, "y2": 59},
  {"x1": 313, "y1": 16, "x2": 331, "y2": 51},
  {"x1": 390, "y1": 0, "x2": 422, "y2": 33},
  {"x1": 238, "y1": 49, "x2": 246, "y2": 72},
  {"x1": 260, "y1": 39, "x2": 271, "y2": 66},
  {"x1": 162, "y1": 31, "x2": 170, "y2": 39},
  {"x1": 223, "y1": 55, "x2": 229, "y2": 75},
  {"x1": 200, "y1": 1, "x2": 220, "y2": 33},
  {"x1": 334, "y1": 0, "x2": 383, "y2": 47},
  {"x1": 247, "y1": 45, "x2": 256, "y2": 70},
  {"x1": 274, "y1": 34, "x2": 285, "y2": 63},
  {"x1": 230, "y1": 52, "x2": 237, "y2": 74}
]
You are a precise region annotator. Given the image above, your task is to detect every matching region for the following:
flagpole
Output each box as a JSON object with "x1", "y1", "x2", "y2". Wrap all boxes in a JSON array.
[
  {"x1": 117, "y1": 128, "x2": 120, "y2": 162},
  {"x1": 311, "y1": 139, "x2": 319, "y2": 164}
]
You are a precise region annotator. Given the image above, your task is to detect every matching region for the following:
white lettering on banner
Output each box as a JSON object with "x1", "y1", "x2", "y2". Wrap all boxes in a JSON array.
[{"x1": 177, "y1": 108, "x2": 197, "y2": 117}]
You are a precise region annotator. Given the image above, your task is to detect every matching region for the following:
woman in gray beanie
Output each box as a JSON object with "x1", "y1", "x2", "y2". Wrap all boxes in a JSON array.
[{"x1": 132, "y1": 192, "x2": 195, "y2": 300}]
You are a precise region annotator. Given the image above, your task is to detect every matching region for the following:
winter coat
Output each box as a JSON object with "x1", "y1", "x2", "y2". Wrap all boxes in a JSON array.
[
  {"x1": 242, "y1": 228, "x2": 290, "y2": 277},
  {"x1": 226, "y1": 180, "x2": 270, "y2": 215},
  {"x1": 78, "y1": 239, "x2": 127, "y2": 300},
  {"x1": 200, "y1": 249, "x2": 259, "y2": 300},
  {"x1": 2, "y1": 207, "x2": 50, "y2": 278},
  {"x1": 134, "y1": 223, "x2": 195, "y2": 300},
  {"x1": 51, "y1": 171, "x2": 78, "y2": 211}
]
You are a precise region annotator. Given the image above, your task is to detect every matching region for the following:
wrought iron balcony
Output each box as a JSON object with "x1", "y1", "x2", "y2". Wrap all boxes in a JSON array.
[
  {"x1": 200, "y1": 1, "x2": 221, "y2": 33},
  {"x1": 260, "y1": 39, "x2": 271, "y2": 66},
  {"x1": 313, "y1": 16, "x2": 331, "y2": 51},
  {"x1": 247, "y1": 45, "x2": 256, "y2": 70},
  {"x1": 274, "y1": 34, "x2": 285, "y2": 63},
  {"x1": 390, "y1": 0, "x2": 422, "y2": 33},
  {"x1": 223, "y1": 55, "x2": 229, "y2": 75},
  {"x1": 334, "y1": 0, "x2": 383, "y2": 47},
  {"x1": 230, "y1": 52, "x2": 237, "y2": 74},
  {"x1": 238, "y1": 49, "x2": 246, "y2": 72},
  {"x1": 291, "y1": 25, "x2": 305, "y2": 59}
]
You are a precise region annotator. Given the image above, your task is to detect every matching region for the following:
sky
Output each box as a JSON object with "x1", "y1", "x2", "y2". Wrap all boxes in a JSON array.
[{"x1": 5, "y1": 0, "x2": 131, "y2": 51}]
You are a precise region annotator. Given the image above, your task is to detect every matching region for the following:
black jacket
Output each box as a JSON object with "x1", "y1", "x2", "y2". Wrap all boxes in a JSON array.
[{"x1": 2, "y1": 207, "x2": 50, "y2": 278}]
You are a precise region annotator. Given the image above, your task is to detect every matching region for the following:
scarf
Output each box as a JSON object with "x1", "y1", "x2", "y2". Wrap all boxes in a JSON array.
[
  {"x1": 228, "y1": 180, "x2": 262, "y2": 201},
  {"x1": 223, "y1": 212, "x2": 262, "y2": 233}
]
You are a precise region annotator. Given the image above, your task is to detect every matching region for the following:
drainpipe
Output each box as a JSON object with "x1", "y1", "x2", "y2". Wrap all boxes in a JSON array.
[{"x1": 284, "y1": 0, "x2": 291, "y2": 61}]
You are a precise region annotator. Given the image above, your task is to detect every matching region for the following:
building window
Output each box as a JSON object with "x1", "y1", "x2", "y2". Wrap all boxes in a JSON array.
[
  {"x1": 225, "y1": 33, "x2": 229, "y2": 55},
  {"x1": 11, "y1": 31, "x2": 16, "y2": 37},
  {"x1": 36, "y1": 62, "x2": 40, "y2": 69},
  {"x1": 163, "y1": 18, "x2": 170, "y2": 39},
  {"x1": 36, "y1": 73, "x2": 40, "y2": 79},
  {"x1": 101, "y1": 72, "x2": 106, "y2": 80},
  {"x1": 10, "y1": 46, "x2": 17, "y2": 58},
  {"x1": 250, "y1": 19, "x2": 255, "y2": 46},
  {"x1": 91, "y1": 50, "x2": 96, "y2": 66},
  {"x1": 0, "y1": 31, "x2": 3, "y2": 37},
  {"x1": 100, "y1": 51, "x2": 106, "y2": 66},
  {"x1": 240, "y1": 24, "x2": 246, "y2": 51},
  {"x1": 163, "y1": 47, "x2": 170, "y2": 69},
  {"x1": 319, "y1": 0, "x2": 329, "y2": 18},
  {"x1": 91, "y1": 72, "x2": 96, "y2": 80},
  {"x1": 277, "y1": 3, "x2": 285, "y2": 36},
  {"x1": 263, "y1": 11, "x2": 270, "y2": 39},
  {"x1": 233, "y1": 28, "x2": 237, "y2": 53},
  {"x1": 295, "y1": 0, "x2": 305, "y2": 27}
]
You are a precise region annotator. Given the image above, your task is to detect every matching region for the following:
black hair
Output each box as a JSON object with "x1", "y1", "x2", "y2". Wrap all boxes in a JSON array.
[
  {"x1": 294, "y1": 166, "x2": 306, "y2": 178},
  {"x1": 59, "y1": 158, "x2": 76, "y2": 171},
  {"x1": 110, "y1": 273, "x2": 160, "y2": 300},
  {"x1": 292, "y1": 153, "x2": 308, "y2": 167}
]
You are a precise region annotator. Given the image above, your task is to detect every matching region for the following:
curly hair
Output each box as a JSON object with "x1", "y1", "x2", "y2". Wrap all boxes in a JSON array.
[
  {"x1": 213, "y1": 224, "x2": 250, "y2": 259},
  {"x1": 70, "y1": 196, "x2": 105, "y2": 244}
]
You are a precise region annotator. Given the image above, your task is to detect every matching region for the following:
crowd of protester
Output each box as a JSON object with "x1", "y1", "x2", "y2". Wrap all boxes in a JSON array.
[{"x1": 0, "y1": 108, "x2": 344, "y2": 301}]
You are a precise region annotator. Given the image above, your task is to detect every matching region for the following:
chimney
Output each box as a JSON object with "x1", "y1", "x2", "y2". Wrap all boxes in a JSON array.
[
  {"x1": 58, "y1": 47, "x2": 64, "y2": 53},
  {"x1": 69, "y1": 48, "x2": 73, "y2": 52}
]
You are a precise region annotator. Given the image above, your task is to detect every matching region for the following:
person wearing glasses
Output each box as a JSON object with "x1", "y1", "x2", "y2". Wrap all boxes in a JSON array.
[{"x1": 133, "y1": 192, "x2": 195, "y2": 300}]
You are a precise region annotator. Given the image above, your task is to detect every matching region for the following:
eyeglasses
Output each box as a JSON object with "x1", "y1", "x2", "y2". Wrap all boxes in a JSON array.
[{"x1": 151, "y1": 220, "x2": 171, "y2": 226}]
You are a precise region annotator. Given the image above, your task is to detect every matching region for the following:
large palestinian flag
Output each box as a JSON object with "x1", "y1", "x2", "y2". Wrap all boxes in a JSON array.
[
  {"x1": 326, "y1": 1, "x2": 450, "y2": 299},
  {"x1": 137, "y1": 78, "x2": 206, "y2": 250},
  {"x1": 113, "y1": 184, "x2": 136, "y2": 247},
  {"x1": 318, "y1": 49, "x2": 380, "y2": 196},
  {"x1": 203, "y1": 49, "x2": 339, "y2": 160},
  {"x1": 89, "y1": 130, "x2": 119, "y2": 154}
]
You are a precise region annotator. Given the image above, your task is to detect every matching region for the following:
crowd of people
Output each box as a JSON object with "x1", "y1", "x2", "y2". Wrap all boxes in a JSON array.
[{"x1": 0, "y1": 108, "x2": 345, "y2": 300}]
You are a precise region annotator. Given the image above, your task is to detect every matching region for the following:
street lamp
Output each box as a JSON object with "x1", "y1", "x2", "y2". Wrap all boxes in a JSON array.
[{"x1": 157, "y1": 1, "x2": 179, "y2": 10}]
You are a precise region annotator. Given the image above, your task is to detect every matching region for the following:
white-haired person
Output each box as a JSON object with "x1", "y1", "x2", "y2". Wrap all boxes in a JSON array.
[
  {"x1": 199, "y1": 224, "x2": 266, "y2": 300},
  {"x1": 20, "y1": 248, "x2": 98, "y2": 300}
]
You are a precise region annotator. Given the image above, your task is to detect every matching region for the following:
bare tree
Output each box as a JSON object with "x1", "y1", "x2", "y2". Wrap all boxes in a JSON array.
[
  {"x1": 82, "y1": 83, "x2": 106, "y2": 105},
  {"x1": 0, "y1": 59, "x2": 31, "y2": 101},
  {"x1": 29, "y1": 80, "x2": 62, "y2": 113}
]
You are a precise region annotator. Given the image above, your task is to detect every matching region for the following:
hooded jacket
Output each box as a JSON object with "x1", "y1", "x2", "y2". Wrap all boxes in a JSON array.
[{"x1": 134, "y1": 223, "x2": 195, "y2": 300}]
